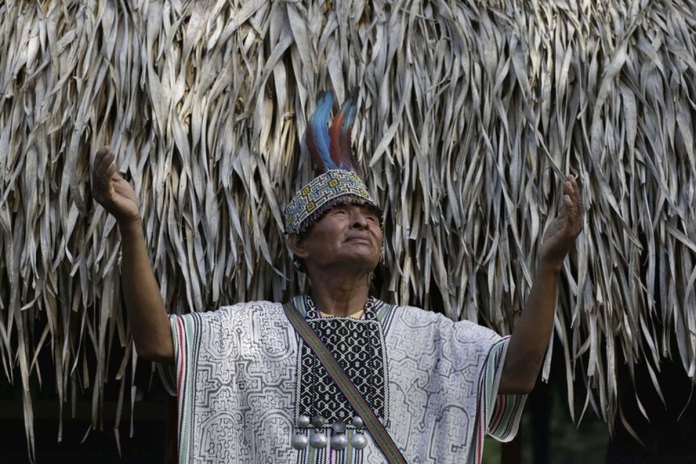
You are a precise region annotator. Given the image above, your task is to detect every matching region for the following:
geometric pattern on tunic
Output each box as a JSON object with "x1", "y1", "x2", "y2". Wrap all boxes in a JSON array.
[
  {"x1": 169, "y1": 299, "x2": 527, "y2": 464},
  {"x1": 296, "y1": 315, "x2": 388, "y2": 424},
  {"x1": 181, "y1": 302, "x2": 298, "y2": 463},
  {"x1": 381, "y1": 306, "x2": 510, "y2": 463}
]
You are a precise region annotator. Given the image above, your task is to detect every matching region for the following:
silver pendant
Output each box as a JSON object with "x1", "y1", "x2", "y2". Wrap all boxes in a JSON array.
[
  {"x1": 291, "y1": 433, "x2": 309, "y2": 450},
  {"x1": 311, "y1": 415, "x2": 327, "y2": 428},
  {"x1": 297, "y1": 415, "x2": 311, "y2": 428},
  {"x1": 351, "y1": 432, "x2": 368, "y2": 449},
  {"x1": 330, "y1": 433, "x2": 348, "y2": 450},
  {"x1": 350, "y1": 415, "x2": 364, "y2": 428},
  {"x1": 332, "y1": 421, "x2": 347, "y2": 434},
  {"x1": 310, "y1": 432, "x2": 328, "y2": 448}
]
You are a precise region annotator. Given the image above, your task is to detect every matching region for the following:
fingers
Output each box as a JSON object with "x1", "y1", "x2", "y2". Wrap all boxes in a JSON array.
[
  {"x1": 563, "y1": 175, "x2": 578, "y2": 197},
  {"x1": 93, "y1": 148, "x2": 120, "y2": 183},
  {"x1": 94, "y1": 147, "x2": 115, "y2": 174},
  {"x1": 92, "y1": 147, "x2": 119, "y2": 204},
  {"x1": 562, "y1": 174, "x2": 584, "y2": 233},
  {"x1": 563, "y1": 194, "x2": 576, "y2": 226}
]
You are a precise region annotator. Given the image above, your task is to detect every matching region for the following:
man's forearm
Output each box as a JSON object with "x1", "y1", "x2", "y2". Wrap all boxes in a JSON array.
[
  {"x1": 498, "y1": 261, "x2": 560, "y2": 394},
  {"x1": 119, "y1": 219, "x2": 173, "y2": 363}
]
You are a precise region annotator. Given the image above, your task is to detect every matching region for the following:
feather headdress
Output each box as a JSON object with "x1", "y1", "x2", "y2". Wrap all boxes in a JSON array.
[
  {"x1": 284, "y1": 90, "x2": 378, "y2": 235},
  {"x1": 306, "y1": 90, "x2": 360, "y2": 173}
]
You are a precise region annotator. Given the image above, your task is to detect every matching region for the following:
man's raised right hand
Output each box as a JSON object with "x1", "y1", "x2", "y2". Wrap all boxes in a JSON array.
[{"x1": 92, "y1": 147, "x2": 141, "y2": 226}]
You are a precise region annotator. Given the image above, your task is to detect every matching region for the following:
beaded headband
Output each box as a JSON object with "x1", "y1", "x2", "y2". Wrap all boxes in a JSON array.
[{"x1": 284, "y1": 90, "x2": 378, "y2": 235}]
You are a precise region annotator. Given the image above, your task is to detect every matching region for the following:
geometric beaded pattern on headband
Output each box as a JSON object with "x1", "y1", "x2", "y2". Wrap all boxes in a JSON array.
[
  {"x1": 283, "y1": 169, "x2": 375, "y2": 234},
  {"x1": 284, "y1": 89, "x2": 379, "y2": 234}
]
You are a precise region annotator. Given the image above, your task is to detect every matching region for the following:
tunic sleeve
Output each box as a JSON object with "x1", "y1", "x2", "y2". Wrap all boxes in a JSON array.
[
  {"x1": 474, "y1": 336, "x2": 527, "y2": 449},
  {"x1": 157, "y1": 313, "x2": 199, "y2": 397},
  {"x1": 168, "y1": 312, "x2": 208, "y2": 462}
]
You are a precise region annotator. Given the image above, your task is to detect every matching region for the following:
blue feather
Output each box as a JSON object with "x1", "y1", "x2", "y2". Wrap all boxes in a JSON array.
[
  {"x1": 307, "y1": 91, "x2": 335, "y2": 172},
  {"x1": 339, "y1": 96, "x2": 358, "y2": 171}
]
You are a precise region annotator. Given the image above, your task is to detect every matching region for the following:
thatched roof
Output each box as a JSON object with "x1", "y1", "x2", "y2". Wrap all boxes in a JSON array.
[{"x1": 1, "y1": 0, "x2": 695, "y2": 459}]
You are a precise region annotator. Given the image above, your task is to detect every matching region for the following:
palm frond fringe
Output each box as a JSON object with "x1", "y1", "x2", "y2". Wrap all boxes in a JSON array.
[{"x1": 1, "y1": 0, "x2": 695, "y2": 458}]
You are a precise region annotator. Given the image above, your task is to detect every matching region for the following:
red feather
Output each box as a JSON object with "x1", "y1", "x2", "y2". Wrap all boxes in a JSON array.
[{"x1": 328, "y1": 109, "x2": 346, "y2": 168}]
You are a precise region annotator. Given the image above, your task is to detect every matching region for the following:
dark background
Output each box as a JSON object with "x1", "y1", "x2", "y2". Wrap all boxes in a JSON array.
[{"x1": 3, "y1": 336, "x2": 696, "y2": 463}]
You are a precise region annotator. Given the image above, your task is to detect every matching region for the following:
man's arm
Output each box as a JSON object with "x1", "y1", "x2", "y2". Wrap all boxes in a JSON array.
[
  {"x1": 92, "y1": 147, "x2": 173, "y2": 363},
  {"x1": 498, "y1": 175, "x2": 583, "y2": 394}
]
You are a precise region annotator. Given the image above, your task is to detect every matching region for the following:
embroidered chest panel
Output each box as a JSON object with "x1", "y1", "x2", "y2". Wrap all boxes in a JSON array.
[
  {"x1": 295, "y1": 317, "x2": 388, "y2": 423},
  {"x1": 292, "y1": 297, "x2": 391, "y2": 426}
]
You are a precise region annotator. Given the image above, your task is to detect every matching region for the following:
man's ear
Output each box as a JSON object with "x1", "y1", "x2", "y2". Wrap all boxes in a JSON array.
[{"x1": 286, "y1": 234, "x2": 310, "y2": 259}]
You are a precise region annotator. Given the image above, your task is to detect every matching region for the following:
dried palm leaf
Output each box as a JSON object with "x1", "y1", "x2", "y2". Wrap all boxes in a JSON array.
[{"x1": 1, "y1": 0, "x2": 695, "y2": 460}]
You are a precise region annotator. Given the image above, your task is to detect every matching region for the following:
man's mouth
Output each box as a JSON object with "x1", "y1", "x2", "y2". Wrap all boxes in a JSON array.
[{"x1": 346, "y1": 236, "x2": 372, "y2": 244}]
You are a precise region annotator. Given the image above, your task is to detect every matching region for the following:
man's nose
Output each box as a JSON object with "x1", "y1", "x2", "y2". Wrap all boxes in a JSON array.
[{"x1": 350, "y1": 209, "x2": 369, "y2": 228}]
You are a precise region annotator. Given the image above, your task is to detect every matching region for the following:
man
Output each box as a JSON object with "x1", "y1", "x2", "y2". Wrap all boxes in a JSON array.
[{"x1": 91, "y1": 91, "x2": 583, "y2": 463}]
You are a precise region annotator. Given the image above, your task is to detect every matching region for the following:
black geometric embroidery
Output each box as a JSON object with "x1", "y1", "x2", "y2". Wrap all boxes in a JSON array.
[{"x1": 296, "y1": 299, "x2": 387, "y2": 424}]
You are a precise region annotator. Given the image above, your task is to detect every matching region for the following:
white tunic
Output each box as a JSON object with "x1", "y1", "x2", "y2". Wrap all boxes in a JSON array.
[{"x1": 167, "y1": 297, "x2": 526, "y2": 464}]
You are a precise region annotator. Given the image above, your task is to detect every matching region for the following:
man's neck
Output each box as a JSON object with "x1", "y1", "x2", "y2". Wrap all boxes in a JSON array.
[{"x1": 308, "y1": 274, "x2": 371, "y2": 318}]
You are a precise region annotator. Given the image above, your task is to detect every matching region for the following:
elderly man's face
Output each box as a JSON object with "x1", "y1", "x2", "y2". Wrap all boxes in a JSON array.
[{"x1": 292, "y1": 204, "x2": 383, "y2": 275}]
